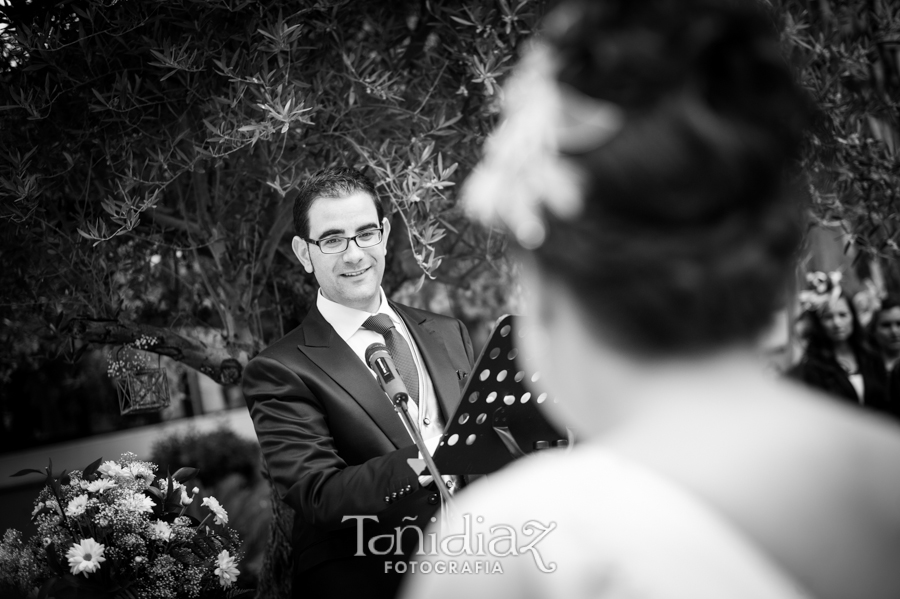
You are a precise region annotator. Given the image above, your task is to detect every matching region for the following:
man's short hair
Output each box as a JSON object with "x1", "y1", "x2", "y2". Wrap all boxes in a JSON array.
[{"x1": 294, "y1": 167, "x2": 385, "y2": 238}]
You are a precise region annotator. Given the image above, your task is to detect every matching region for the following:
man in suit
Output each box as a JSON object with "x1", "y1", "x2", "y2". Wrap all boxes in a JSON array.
[{"x1": 242, "y1": 167, "x2": 474, "y2": 598}]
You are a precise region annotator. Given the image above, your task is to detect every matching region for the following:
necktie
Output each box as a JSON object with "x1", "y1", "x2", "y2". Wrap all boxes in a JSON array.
[{"x1": 363, "y1": 314, "x2": 419, "y2": 405}]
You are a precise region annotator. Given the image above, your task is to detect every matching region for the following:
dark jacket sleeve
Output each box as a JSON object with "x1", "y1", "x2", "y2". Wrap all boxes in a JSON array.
[{"x1": 242, "y1": 354, "x2": 420, "y2": 530}]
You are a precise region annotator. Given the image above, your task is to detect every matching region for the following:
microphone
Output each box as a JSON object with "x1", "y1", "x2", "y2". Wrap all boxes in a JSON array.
[{"x1": 365, "y1": 343, "x2": 409, "y2": 404}]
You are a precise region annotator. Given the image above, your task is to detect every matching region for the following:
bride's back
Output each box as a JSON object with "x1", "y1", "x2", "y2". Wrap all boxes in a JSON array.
[
  {"x1": 602, "y1": 369, "x2": 900, "y2": 599},
  {"x1": 404, "y1": 0, "x2": 900, "y2": 597}
]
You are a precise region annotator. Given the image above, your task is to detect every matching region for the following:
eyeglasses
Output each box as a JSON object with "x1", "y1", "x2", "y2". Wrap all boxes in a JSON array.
[{"x1": 305, "y1": 227, "x2": 384, "y2": 254}]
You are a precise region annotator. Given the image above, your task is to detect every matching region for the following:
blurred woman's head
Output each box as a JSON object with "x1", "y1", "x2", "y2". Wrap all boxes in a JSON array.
[
  {"x1": 802, "y1": 292, "x2": 865, "y2": 357},
  {"x1": 871, "y1": 296, "x2": 900, "y2": 357},
  {"x1": 465, "y1": 0, "x2": 807, "y2": 357},
  {"x1": 819, "y1": 296, "x2": 855, "y2": 343}
]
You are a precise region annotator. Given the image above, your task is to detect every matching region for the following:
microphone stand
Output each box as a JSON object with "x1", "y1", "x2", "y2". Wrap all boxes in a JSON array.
[
  {"x1": 365, "y1": 342, "x2": 455, "y2": 528},
  {"x1": 388, "y1": 391, "x2": 455, "y2": 522}
]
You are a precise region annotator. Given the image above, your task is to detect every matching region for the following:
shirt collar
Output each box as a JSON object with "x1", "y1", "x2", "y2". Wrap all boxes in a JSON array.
[{"x1": 316, "y1": 287, "x2": 402, "y2": 341}]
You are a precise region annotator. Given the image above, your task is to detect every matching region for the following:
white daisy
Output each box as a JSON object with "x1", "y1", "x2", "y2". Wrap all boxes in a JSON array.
[
  {"x1": 66, "y1": 538, "x2": 106, "y2": 576},
  {"x1": 214, "y1": 550, "x2": 240, "y2": 588},
  {"x1": 201, "y1": 496, "x2": 228, "y2": 525},
  {"x1": 65, "y1": 495, "x2": 89, "y2": 518}
]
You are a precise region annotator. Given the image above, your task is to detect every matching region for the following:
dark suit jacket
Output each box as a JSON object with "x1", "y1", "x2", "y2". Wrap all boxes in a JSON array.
[
  {"x1": 881, "y1": 365, "x2": 900, "y2": 422},
  {"x1": 242, "y1": 300, "x2": 474, "y2": 591},
  {"x1": 787, "y1": 347, "x2": 894, "y2": 417}
]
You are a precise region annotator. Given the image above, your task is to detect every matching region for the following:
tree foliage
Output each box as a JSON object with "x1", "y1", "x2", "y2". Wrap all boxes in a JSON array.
[
  {"x1": 777, "y1": 0, "x2": 900, "y2": 277},
  {"x1": 0, "y1": 0, "x2": 545, "y2": 381},
  {"x1": 4, "y1": 0, "x2": 900, "y2": 381}
]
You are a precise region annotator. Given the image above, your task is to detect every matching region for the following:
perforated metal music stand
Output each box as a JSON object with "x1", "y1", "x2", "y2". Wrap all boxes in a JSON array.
[{"x1": 433, "y1": 315, "x2": 570, "y2": 475}]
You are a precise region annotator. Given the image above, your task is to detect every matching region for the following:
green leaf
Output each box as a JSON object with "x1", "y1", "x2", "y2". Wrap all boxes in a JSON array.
[
  {"x1": 61, "y1": 573, "x2": 90, "y2": 589},
  {"x1": 10, "y1": 468, "x2": 44, "y2": 477},
  {"x1": 37, "y1": 577, "x2": 58, "y2": 599},
  {"x1": 172, "y1": 467, "x2": 198, "y2": 483},
  {"x1": 82, "y1": 457, "x2": 103, "y2": 480},
  {"x1": 193, "y1": 534, "x2": 222, "y2": 557},
  {"x1": 172, "y1": 547, "x2": 202, "y2": 565},
  {"x1": 45, "y1": 543, "x2": 65, "y2": 575}
]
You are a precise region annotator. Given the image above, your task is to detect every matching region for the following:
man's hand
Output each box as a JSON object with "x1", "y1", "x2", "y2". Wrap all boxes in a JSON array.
[{"x1": 408, "y1": 436, "x2": 454, "y2": 489}]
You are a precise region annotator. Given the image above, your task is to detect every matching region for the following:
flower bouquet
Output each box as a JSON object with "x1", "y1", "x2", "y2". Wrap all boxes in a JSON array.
[{"x1": 0, "y1": 453, "x2": 250, "y2": 598}]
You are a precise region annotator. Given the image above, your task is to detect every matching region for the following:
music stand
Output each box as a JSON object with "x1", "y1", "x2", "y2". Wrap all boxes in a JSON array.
[{"x1": 433, "y1": 315, "x2": 570, "y2": 476}]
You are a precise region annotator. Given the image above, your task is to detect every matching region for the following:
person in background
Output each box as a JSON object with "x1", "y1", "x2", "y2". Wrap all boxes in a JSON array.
[
  {"x1": 402, "y1": 1, "x2": 900, "y2": 598},
  {"x1": 868, "y1": 294, "x2": 900, "y2": 420},
  {"x1": 788, "y1": 272, "x2": 891, "y2": 417}
]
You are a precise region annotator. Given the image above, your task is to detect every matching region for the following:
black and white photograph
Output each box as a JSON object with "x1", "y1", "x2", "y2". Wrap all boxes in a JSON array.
[{"x1": 1, "y1": 1, "x2": 899, "y2": 598}]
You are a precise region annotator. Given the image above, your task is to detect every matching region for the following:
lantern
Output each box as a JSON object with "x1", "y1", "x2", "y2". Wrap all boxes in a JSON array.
[{"x1": 109, "y1": 346, "x2": 171, "y2": 415}]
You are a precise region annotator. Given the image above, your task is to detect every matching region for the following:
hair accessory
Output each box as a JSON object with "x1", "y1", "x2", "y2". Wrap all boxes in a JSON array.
[
  {"x1": 798, "y1": 271, "x2": 843, "y2": 314},
  {"x1": 463, "y1": 42, "x2": 625, "y2": 250},
  {"x1": 852, "y1": 278, "x2": 886, "y2": 327}
]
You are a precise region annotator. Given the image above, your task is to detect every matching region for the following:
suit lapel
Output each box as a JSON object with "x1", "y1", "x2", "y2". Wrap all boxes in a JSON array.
[
  {"x1": 393, "y1": 302, "x2": 462, "y2": 423},
  {"x1": 296, "y1": 306, "x2": 412, "y2": 449}
]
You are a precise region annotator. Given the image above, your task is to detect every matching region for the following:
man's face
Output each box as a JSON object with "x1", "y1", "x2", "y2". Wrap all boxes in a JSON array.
[
  {"x1": 875, "y1": 307, "x2": 900, "y2": 356},
  {"x1": 292, "y1": 190, "x2": 390, "y2": 313}
]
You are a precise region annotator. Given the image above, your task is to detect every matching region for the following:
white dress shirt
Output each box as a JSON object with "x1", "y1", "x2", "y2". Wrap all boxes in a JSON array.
[{"x1": 316, "y1": 287, "x2": 446, "y2": 446}]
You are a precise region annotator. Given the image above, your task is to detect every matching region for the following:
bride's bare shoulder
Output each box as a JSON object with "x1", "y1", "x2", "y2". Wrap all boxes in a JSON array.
[{"x1": 690, "y1": 377, "x2": 900, "y2": 599}]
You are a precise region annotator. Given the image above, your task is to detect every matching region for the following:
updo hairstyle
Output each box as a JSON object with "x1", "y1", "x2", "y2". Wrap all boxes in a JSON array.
[{"x1": 531, "y1": 0, "x2": 808, "y2": 354}]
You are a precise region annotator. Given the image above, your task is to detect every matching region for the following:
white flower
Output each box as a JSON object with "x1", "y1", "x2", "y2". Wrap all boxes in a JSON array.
[
  {"x1": 98, "y1": 461, "x2": 129, "y2": 478},
  {"x1": 462, "y1": 43, "x2": 621, "y2": 250},
  {"x1": 119, "y1": 491, "x2": 155, "y2": 514},
  {"x1": 214, "y1": 550, "x2": 240, "y2": 589},
  {"x1": 181, "y1": 486, "x2": 199, "y2": 506},
  {"x1": 202, "y1": 496, "x2": 228, "y2": 525},
  {"x1": 42, "y1": 537, "x2": 52, "y2": 547},
  {"x1": 66, "y1": 538, "x2": 106, "y2": 576},
  {"x1": 87, "y1": 479, "x2": 116, "y2": 494},
  {"x1": 156, "y1": 479, "x2": 197, "y2": 505},
  {"x1": 32, "y1": 502, "x2": 44, "y2": 518},
  {"x1": 65, "y1": 495, "x2": 89, "y2": 518},
  {"x1": 149, "y1": 520, "x2": 172, "y2": 541},
  {"x1": 45, "y1": 499, "x2": 62, "y2": 516},
  {"x1": 127, "y1": 463, "x2": 154, "y2": 485}
]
